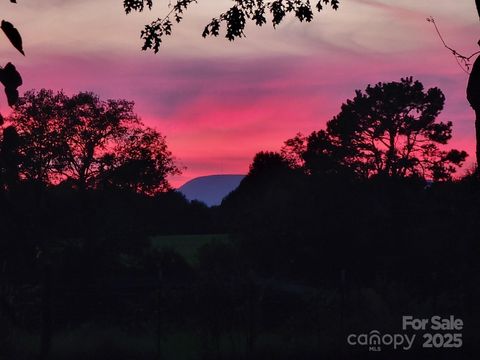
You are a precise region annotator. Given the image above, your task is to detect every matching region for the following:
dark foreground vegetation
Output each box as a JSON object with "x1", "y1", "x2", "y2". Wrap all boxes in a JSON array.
[{"x1": 1, "y1": 79, "x2": 479, "y2": 359}]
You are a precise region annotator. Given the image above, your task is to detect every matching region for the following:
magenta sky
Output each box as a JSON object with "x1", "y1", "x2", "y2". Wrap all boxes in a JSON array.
[{"x1": 1, "y1": 0, "x2": 478, "y2": 187}]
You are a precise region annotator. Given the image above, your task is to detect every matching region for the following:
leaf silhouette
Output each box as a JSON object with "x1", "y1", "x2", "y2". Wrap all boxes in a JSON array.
[
  {"x1": 0, "y1": 62, "x2": 23, "y2": 106},
  {"x1": 1, "y1": 20, "x2": 24, "y2": 55},
  {"x1": 4, "y1": 87, "x2": 18, "y2": 106}
]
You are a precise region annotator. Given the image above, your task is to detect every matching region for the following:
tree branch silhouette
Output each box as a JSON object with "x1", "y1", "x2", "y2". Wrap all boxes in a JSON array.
[
  {"x1": 124, "y1": 0, "x2": 340, "y2": 53},
  {"x1": 427, "y1": 16, "x2": 480, "y2": 74}
]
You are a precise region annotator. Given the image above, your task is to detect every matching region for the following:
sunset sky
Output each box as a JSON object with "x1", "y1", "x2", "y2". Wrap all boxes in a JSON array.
[{"x1": 0, "y1": 0, "x2": 477, "y2": 187}]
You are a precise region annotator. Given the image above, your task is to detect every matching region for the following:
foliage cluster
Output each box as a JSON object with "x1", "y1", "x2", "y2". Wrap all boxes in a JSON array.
[
  {"x1": 123, "y1": 0, "x2": 340, "y2": 52},
  {"x1": 2, "y1": 89, "x2": 180, "y2": 195}
]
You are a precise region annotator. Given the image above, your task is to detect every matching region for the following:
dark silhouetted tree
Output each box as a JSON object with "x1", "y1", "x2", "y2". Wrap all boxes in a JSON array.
[
  {"x1": 0, "y1": 126, "x2": 20, "y2": 191},
  {"x1": 280, "y1": 132, "x2": 307, "y2": 169},
  {"x1": 60, "y1": 92, "x2": 141, "y2": 191},
  {"x1": 98, "y1": 126, "x2": 180, "y2": 194},
  {"x1": 468, "y1": 1, "x2": 480, "y2": 167},
  {"x1": 248, "y1": 151, "x2": 292, "y2": 178},
  {"x1": 281, "y1": 131, "x2": 354, "y2": 177},
  {"x1": 325, "y1": 77, "x2": 467, "y2": 181},
  {"x1": 303, "y1": 130, "x2": 354, "y2": 177},
  {"x1": 6, "y1": 90, "x2": 67, "y2": 183},
  {"x1": 427, "y1": 5, "x2": 480, "y2": 169},
  {"x1": 467, "y1": 52, "x2": 480, "y2": 170},
  {"x1": 7, "y1": 89, "x2": 180, "y2": 193}
]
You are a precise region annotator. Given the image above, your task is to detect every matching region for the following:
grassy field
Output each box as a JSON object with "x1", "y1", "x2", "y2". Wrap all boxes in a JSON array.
[{"x1": 150, "y1": 234, "x2": 231, "y2": 265}]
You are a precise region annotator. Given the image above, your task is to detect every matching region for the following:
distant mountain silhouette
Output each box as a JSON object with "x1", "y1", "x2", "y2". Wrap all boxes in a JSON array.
[{"x1": 178, "y1": 174, "x2": 245, "y2": 206}]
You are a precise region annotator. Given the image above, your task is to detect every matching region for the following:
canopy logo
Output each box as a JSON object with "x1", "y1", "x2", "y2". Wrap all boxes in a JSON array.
[
  {"x1": 347, "y1": 330, "x2": 415, "y2": 352},
  {"x1": 346, "y1": 315, "x2": 463, "y2": 352}
]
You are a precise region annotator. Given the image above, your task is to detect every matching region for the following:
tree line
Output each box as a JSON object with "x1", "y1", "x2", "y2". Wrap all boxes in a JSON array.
[
  {"x1": 273, "y1": 77, "x2": 466, "y2": 182},
  {"x1": 1, "y1": 78, "x2": 479, "y2": 359}
]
